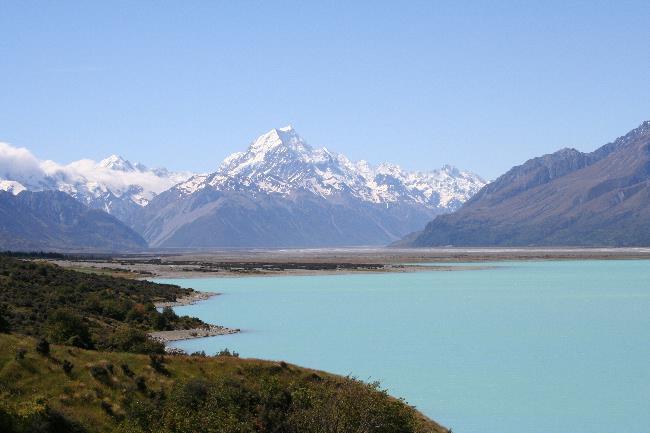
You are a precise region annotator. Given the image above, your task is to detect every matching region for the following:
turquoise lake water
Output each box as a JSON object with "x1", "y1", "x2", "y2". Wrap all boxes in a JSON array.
[{"x1": 155, "y1": 260, "x2": 650, "y2": 433}]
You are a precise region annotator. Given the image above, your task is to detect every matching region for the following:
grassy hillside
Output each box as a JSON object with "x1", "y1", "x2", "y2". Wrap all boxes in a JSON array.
[{"x1": 0, "y1": 333, "x2": 447, "y2": 433}]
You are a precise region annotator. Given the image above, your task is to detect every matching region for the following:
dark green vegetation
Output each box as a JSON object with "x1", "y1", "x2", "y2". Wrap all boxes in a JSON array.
[
  {"x1": 0, "y1": 257, "x2": 448, "y2": 432},
  {"x1": 0, "y1": 334, "x2": 446, "y2": 433},
  {"x1": 0, "y1": 256, "x2": 204, "y2": 353},
  {"x1": 0, "y1": 190, "x2": 147, "y2": 251},
  {"x1": 409, "y1": 120, "x2": 650, "y2": 247}
]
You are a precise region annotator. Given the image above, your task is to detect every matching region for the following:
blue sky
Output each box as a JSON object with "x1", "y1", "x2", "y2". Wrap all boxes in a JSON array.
[{"x1": 1, "y1": 0, "x2": 648, "y2": 179}]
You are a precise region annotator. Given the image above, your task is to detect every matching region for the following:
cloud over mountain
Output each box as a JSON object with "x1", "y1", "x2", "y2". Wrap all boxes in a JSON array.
[
  {"x1": 0, "y1": 142, "x2": 192, "y2": 224},
  {"x1": 0, "y1": 142, "x2": 190, "y2": 201},
  {"x1": 0, "y1": 142, "x2": 46, "y2": 183}
]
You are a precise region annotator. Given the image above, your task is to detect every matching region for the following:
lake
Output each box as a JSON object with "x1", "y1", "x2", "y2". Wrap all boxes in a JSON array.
[{"x1": 155, "y1": 260, "x2": 650, "y2": 433}]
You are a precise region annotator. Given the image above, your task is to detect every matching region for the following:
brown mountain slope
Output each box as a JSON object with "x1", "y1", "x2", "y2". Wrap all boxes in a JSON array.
[{"x1": 409, "y1": 121, "x2": 650, "y2": 246}]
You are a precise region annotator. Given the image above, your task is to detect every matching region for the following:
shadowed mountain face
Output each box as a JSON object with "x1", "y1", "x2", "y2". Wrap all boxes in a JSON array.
[
  {"x1": 408, "y1": 121, "x2": 650, "y2": 247},
  {"x1": 0, "y1": 190, "x2": 147, "y2": 251},
  {"x1": 135, "y1": 127, "x2": 485, "y2": 248}
]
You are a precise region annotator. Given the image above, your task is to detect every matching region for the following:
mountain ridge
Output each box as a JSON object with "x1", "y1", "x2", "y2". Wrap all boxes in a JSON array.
[
  {"x1": 0, "y1": 190, "x2": 147, "y2": 251},
  {"x1": 407, "y1": 120, "x2": 650, "y2": 247}
]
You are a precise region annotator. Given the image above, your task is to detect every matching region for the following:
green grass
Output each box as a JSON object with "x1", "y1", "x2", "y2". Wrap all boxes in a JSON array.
[{"x1": 0, "y1": 333, "x2": 447, "y2": 433}]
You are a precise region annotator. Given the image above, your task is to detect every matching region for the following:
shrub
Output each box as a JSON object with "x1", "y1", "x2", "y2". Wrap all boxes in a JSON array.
[
  {"x1": 161, "y1": 306, "x2": 177, "y2": 323},
  {"x1": 109, "y1": 327, "x2": 164, "y2": 354},
  {"x1": 20, "y1": 405, "x2": 87, "y2": 433},
  {"x1": 216, "y1": 348, "x2": 239, "y2": 357},
  {"x1": 35, "y1": 337, "x2": 50, "y2": 356},
  {"x1": 100, "y1": 400, "x2": 115, "y2": 417},
  {"x1": 15, "y1": 348, "x2": 27, "y2": 360},
  {"x1": 135, "y1": 376, "x2": 147, "y2": 392},
  {"x1": 177, "y1": 379, "x2": 210, "y2": 408},
  {"x1": 0, "y1": 305, "x2": 10, "y2": 333},
  {"x1": 149, "y1": 354, "x2": 168, "y2": 375},
  {"x1": 45, "y1": 309, "x2": 93, "y2": 349},
  {"x1": 120, "y1": 363, "x2": 134, "y2": 378},
  {"x1": 89, "y1": 364, "x2": 112, "y2": 386}
]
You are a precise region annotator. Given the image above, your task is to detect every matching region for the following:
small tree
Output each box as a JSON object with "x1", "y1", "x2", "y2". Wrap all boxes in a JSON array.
[
  {"x1": 46, "y1": 309, "x2": 93, "y2": 349},
  {"x1": 109, "y1": 326, "x2": 164, "y2": 354},
  {"x1": 216, "y1": 348, "x2": 239, "y2": 357},
  {"x1": 0, "y1": 305, "x2": 10, "y2": 333},
  {"x1": 35, "y1": 337, "x2": 50, "y2": 356},
  {"x1": 149, "y1": 354, "x2": 169, "y2": 375},
  {"x1": 62, "y1": 359, "x2": 74, "y2": 375}
]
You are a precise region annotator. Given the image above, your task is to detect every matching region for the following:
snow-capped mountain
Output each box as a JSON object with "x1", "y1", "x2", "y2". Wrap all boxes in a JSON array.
[
  {"x1": 135, "y1": 126, "x2": 485, "y2": 247},
  {"x1": 0, "y1": 142, "x2": 193, "y2": 224},
  {"x1": 177, "y1": 126, "x2": 484, "y2": 210}
]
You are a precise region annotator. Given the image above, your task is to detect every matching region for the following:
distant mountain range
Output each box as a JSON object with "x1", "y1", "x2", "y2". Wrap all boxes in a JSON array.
[
  {"x1": 6, "y1": 121, "x2": 650, "y2": 250},
  {"x1": 0, "y1": 190, "x2": 147, "y2": 251},
  {"x1": 133, "y1": 126, "x2": 485, "y2": 247},
  {"x1": 405, "y1": 120, "x2": 650, "y2": 247},
  {"x1": 0, "y1": 143, "x2": 192, "y2": 226},
  {"x1": 0, "y1": 127, "x2": 484, "y2": 249}
]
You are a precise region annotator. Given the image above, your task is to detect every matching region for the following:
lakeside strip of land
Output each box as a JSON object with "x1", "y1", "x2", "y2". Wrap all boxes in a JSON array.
[
  {"x1": 148, "y1": 324, "x2": 240, "y2": 345},
  {"x1": 46, "y1": 247, "x2": 650, "y2": 279},
  {"x1": 153, "y1": 290, "x2": 219, "y2": 307},
  {"x1": 150, "y1": 291, "x2": 241, "y2": 348},
  {"x1": 49, "y1": 259, "x2": 486, "y2": 279}
]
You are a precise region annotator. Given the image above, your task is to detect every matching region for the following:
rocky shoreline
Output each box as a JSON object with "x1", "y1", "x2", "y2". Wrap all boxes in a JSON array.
[
  {"x1": 148, "y1": 324, "x2": 240, "y2": 344},
  {"x1": 151, "y1": 291, "x2": 240, "y2": 352},
  {"x1": 154, "y1": 290, "x2": 218, "y2": 308}
]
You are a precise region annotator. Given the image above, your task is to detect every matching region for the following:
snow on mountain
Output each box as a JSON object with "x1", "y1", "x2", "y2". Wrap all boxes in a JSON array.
[
  {"x1": 0, "y1": 142, "x2": 193, "y2": 220},
  {"x1": 0, "y1": 180, "x2": 27, "y2": 195},
  {"x1": 135, "y1": 126, "x2": 486, "y2": 248},
  {"x1": 176, "y1": 126, "x2": 485, "y2": 211}
]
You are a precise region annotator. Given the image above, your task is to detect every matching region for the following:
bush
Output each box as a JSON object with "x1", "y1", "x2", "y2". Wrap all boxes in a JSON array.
[
  {"x1": 0, "y1": 305, "x2": 10, "y2": 333},
  {"x1": 109, "y1": 327, "x2": 164, "y2": 354},
  {"x1": 176, "y1": 379, "x2": 210, "y2": 408},
  {"x1": 134, "y1": 376, "x2": 147, "y2": 392},
  {"x1": 120, "y1": 363, "x2": 134, "y2": 378},
  {"x1": 100, "y1": 400, "x2": 115, "y2": 417},
  {"x1": 89, "y1": 364, "x2": 112, "y2": 386},
  {"x1": 35, "y1": 337, "x2": 50, "y2": 356},
  {"x1": 45, "y1": 309, "x2": 93, "y2": 349},
  {"x1": 216, "y1": 348, "x2": 239, "y2": 357},
  {"x1": 15, "y1": 348, "x2": 27, "y2": 360},
  {"x1": 11, "y1": 404, "x2": 87, "y2": 433},
  {"x1": 149, "y1": 355, "x2": 168, "y2": 375}
]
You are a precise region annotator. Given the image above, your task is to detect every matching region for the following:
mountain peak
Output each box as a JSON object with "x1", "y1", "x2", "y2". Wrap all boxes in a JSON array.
[
  {"x1": 249, "y1": 125, "x2": 310, "y2": 154},
  {"x1": 190, "y1": 125, "x2": 486, "y2": 211},
  {"x1": 99, "y1": 154, "x2": 135, "y2": 171},
  {"x1": 440, "y1": 164, "x2": 461, "y2": 176},
  {"x1": 625, "y1": 119, "x2": 650, "y2": 140}
]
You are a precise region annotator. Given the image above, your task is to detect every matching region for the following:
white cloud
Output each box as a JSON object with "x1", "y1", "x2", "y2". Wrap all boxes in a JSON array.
[
  {"x1": 0, "y1": 142, "x2": 47, "y2": 184},
  {"x1": 0, "y1": 141, "x2": 192, "y2": 204}
]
